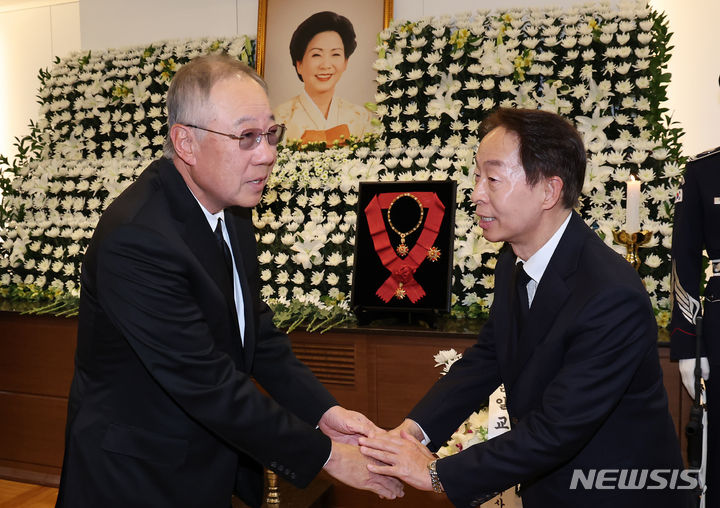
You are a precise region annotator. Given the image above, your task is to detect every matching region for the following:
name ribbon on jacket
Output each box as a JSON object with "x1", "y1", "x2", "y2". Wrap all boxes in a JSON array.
[{"x1": 364, "y1": 191, "x2": 445, "y2": 303}]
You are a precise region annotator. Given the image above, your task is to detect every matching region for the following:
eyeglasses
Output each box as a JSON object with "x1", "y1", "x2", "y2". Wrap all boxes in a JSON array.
[{"x1": 185, "y1": 123, "x2": 286, "y2": 149}]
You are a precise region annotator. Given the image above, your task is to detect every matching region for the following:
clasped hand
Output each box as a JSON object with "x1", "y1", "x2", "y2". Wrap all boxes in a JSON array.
[
  {"x1": 359, "y1": 418, "x2": 438, "y2": 492},
  {"x1": 318, "y1": 406, "x2": 404, "y2": 499}
]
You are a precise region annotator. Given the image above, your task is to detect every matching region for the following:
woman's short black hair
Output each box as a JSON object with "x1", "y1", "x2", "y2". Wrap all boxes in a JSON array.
[{"x1": 289, "y1": 11, "x2": 357, "y2": 82}]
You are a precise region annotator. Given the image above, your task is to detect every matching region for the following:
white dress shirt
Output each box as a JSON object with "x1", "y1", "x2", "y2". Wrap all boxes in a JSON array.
[
  {"x1": 191, "y1": 195, "x2": 246, "y2": 343},
  {"x1": 518, "y1": 211, "x2": 572, "y2": 307}
]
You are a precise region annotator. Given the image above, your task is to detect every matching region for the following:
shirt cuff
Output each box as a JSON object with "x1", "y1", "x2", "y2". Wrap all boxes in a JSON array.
[{"x1": 408, "y1": 418, "x2": 431, "y2": 445}]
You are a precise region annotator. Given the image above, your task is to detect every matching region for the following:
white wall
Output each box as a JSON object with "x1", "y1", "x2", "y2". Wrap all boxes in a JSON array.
[
  {"x1": 0, "y1": 1, "x2": 79, "y2": 161},
  {"x1": 1, "y1": 0, "x2": 718, "y2": 166},
  {"x1": 648, "y1": 0, "x2": 720, "y2": 156},
  {"x1": 80, "y1": 0, "x2": 258, "y2": 51}
]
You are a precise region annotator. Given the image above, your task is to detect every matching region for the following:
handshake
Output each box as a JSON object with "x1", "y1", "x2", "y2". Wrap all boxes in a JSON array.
[{"x1": 319, "y1": 406, "x2": 442, "y2": 499}]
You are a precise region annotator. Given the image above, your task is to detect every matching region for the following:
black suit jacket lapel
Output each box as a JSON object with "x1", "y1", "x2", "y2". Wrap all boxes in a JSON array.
[
  {"x1": 506, "y1": 212, "x2": 585, "y2": 385},
  {"x1": 225, "y1": 207, "x2": 256, "y2": 371},
  {"x1": 157, "y1": 159, "x2": 244, "y2": 364}
]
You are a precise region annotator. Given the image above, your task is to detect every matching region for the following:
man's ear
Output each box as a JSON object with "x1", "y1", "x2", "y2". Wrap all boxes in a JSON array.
[
  {"x1": 170, "y1": 124, "x2": 197, "y2": 166},
  {"x1": 543, "y1": 176, "x2": 564, "y2": 210}
]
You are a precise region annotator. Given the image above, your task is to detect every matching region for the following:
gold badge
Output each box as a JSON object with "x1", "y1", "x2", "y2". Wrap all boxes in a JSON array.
[{"x1": 427, "y1": 246, "x2": 441, "y2": 262}]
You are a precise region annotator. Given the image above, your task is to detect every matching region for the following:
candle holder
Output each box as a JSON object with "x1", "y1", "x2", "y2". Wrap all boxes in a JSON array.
[
  {"x1": 265, "y1": 469, "x2": 280, "y2": 505},
  {"x1": 612, "y1": 230, "x2": 651, "y2": 270}
]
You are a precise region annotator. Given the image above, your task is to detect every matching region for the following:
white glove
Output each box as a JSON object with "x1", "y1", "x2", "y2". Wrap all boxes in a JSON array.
[{"x1": 679, "y1": 357, "x2": 710, "y2": 399}]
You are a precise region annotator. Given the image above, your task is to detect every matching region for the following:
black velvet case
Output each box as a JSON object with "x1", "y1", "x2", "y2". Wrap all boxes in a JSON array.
[{"x1": 351, "y1": 180, "x2": 457, "y2": 315}]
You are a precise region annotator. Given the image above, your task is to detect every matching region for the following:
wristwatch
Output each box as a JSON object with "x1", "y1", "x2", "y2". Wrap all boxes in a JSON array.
[{"x1": 428, "y1": 459, "x2": 444, "y2": 493}]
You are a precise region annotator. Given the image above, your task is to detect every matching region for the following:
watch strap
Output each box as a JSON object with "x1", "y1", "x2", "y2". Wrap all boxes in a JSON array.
[{"x1": 428, "y1": 459, "x2": 443, "y2": 493}]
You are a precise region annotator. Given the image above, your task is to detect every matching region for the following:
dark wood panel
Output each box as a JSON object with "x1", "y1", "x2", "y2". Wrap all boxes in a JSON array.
[
  {"x1": 658, "y1": 348, "x2": 682, "y2": 435},
  {"x1": 658, "y1": 347, "x2": 694, "y2": 467},
  {"x1": 293, "y1": 343, "x2": 356, "y2": 385},
  {"x1": 374, "y1": 337, "x2": 475, "y2": 429},
  {"x1": 0, "y1": 314, "x2": 76, "y2": 397},
  {"x1": 289, "y1": 332, "x2": 375, "y2": 419},
  {"x1": 0, "y1": 393, "x2": 67, "y2": 469}
]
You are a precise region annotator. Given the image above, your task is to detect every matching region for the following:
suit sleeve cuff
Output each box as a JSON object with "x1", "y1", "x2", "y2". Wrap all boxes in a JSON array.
[{"x1": 408, "y1": 418, "x2": 431, "y2": 445}]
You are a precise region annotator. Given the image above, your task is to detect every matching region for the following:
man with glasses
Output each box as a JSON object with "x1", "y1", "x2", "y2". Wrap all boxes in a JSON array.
[{"x1": 55, "y1": 54, "x2": 403, "y2": 508}]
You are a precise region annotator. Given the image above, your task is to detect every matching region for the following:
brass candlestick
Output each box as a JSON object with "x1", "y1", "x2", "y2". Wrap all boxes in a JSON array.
[
  {"x1": 612, "y1": 230, "x2": 651, "y2": 270},
  {"x1": 265, "y1": 469, "x2": 280, "y2": 505}
]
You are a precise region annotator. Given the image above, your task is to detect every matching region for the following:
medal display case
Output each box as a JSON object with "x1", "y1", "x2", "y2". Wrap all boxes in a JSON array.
[{"x1": 351, "y1": 180, "x2": 457, "y2": 318}]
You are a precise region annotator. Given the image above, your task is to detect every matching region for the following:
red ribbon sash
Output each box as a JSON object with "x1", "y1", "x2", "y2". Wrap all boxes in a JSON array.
[{"x1": 364, "y1": 192, "x2": 445, "y2": 303}]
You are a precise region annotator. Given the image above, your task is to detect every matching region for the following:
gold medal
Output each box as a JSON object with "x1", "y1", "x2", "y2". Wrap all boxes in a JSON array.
[
  {"x1": 387, "y1": 193, "x2": 424, "y2": 258},
  {"x1": 396, "y1": 241, "x2": 409, "y2": 257},
  {"x1": 426, "y1": 246, "x2": 441, "y2": 262}
]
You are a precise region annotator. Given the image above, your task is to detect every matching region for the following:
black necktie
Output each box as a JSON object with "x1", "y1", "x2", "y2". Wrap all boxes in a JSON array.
[
  {"x1": 514, "y1": 262, "x2": 532, "y2": 323},
  {"x1": 214, "y1": 218, "x2": 234, "y2": 277},
  {"x1": 214, "y1": 218, "x2": 242, "y2": 344}
]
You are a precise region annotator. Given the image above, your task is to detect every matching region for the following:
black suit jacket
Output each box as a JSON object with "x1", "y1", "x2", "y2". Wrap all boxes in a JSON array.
[
  {"x1": 409, "y1": 212, "x2": 690, "y2": 508},
  {"x1": 56, "y1": 158, "x2": 337, "y2": 508}
]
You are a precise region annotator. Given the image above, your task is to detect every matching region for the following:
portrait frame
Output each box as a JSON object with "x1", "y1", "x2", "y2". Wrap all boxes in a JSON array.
[
  {"x1": 256, "y1": 0, "x2": 393, "y2": 116},
  {"x1": 350, "y1": 180, "x2": 457, "y2": 316}
]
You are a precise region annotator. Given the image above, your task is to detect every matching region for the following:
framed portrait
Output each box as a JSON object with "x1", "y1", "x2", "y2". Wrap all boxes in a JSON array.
[
  {"x1": 351, "y1": 181, "x2": 457, "y2": 314},
  {"x1": 256, "y1": 0, "x2": 392, "y2": 144}
]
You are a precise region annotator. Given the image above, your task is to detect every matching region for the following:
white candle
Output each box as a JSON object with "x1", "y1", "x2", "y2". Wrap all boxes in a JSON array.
[{"x1": 625, "y1": 177, "x2": 641, "y2": 233}]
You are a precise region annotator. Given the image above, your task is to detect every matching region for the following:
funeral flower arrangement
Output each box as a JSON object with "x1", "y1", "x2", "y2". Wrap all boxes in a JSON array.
[
  {"x1": 0, "y1": 1, "x2": 684, "y2": 331},
  {"x1": 0, "y1": 36, "x2": 254, "y2": 312},
  {"x1": 371, "y1": 1, "x2": 683, "y2": 326}
]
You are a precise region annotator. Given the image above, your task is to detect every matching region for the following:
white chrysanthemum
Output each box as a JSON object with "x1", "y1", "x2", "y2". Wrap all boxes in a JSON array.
[
  {"x1": 310, "y1": 270, "x2": 324, "y2": 285},
  {"x1": 274, "y1": 252, "x2": 289, "y2": 266},
  {"x1": 326, "y1": 252, "x2": 344, "y2": 266},
  {"x1": 275, "y1": 271, "x2": 289, "y2": 285},
  {"x1": 406, "y1": 119, "x2": 422, "y2": 132},
  {"x1": 434, "y1": 349, "x2": 461, "y2": 370},
  {"x1": 406, "y1": 68, "x2": 423, "y2": 81}
]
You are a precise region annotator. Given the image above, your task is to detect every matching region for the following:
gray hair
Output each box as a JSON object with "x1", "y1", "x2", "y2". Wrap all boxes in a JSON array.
[{"x1": 163, "y1": 53, "x2": 267, "y2": 159}]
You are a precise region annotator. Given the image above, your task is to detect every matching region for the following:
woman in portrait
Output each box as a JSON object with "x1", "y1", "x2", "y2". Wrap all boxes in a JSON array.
[{"x1": 274, "y1": 11, "x2": 375, "y2": 145}]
